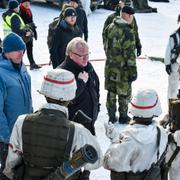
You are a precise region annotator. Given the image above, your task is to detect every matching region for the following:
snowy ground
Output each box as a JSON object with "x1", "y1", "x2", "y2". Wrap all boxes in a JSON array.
[{"x1": 0, "y1": 0, "x2": 180, "y2": 179}]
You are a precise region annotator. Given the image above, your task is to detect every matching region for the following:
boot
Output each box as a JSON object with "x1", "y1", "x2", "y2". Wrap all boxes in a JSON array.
[
  {"x1": 107, "y1": 108, "x2": 117, "y2": 124},
  {"x1": 30, "y1": 63, "x2": 42, "y2": 70},
  {"x1": 119, "y1": 113, "x2": 130, "y2": 124}
]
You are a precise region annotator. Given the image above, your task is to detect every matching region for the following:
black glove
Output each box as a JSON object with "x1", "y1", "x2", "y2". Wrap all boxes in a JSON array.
[
  {"x1": 78, "y1": 170, "x2": 90, "y2": 180},
  {"x1": 128, "y1": 74, "x2": 137, "y2": 82},
  {"x1": 136, "y1": 47, "x2": 142, "y2": 57},
  {"x1": 166, "y1": 64, "x2": 172, "y2": 75}
]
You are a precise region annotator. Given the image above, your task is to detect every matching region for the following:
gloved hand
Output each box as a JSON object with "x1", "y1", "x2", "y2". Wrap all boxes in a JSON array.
[
  {"x1": 136, "y1": 47, "x2": 142, "y2": 57},
  {"x1": 104, "y1": 122, "x2": 119, "y2": 143},
  {"x1": 78, "y1": 71, "x2": 89, "y2": 83},
  {"x1": 78, "y1": 170, "x2": 90, "y2": 180},
  {"x1": 166, "y1": 64, "x2": 172, "y2": 75}
]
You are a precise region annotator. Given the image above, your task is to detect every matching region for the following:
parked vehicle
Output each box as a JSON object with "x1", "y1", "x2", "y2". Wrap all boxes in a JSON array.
[{"x1": 39, "y1": 0, "x2": 102, "y2": 10}]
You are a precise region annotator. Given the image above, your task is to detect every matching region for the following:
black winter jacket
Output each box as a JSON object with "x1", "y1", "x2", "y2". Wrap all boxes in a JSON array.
[
  {"x1": 59, "y1": 57, "x2": 100, "y2": 125},
  {"x1": 50, "y1": 20, "x2": 82, "y2": 69},
  {"x1": 75, "y1": 6, "x2": 88, "y2": 41},
  {"x1": 19, "y1": 4, "x2": 37, "y2": 40}
]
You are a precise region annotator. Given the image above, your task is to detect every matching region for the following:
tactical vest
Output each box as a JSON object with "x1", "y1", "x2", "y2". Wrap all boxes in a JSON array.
[
  {"x1": 22, "y1": 108, "x2": 72, "y2": 179},
  {"x1": 2, "y1": 12, "x2": 25, "y2": 36}
]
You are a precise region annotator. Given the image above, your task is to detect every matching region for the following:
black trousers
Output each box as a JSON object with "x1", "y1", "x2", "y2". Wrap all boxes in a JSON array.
[
  {"x1": 0, "y1": 142, "x2": 10, "y2": 180},
  {"x1": 26, "y1": 41, "x2": 35, "y2": 65}
]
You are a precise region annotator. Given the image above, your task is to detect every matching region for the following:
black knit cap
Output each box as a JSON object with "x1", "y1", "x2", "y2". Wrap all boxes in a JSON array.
[
  {"x1": 70, "y1": 0, "x2": 79, "y2": 3},
  {"x1": 64, "y1": 7, "x2": 77, "y2": 18},
  {"x1": 21, "y1": 0, "x2": 31, "y2": 3},
  {"x1": 8, "y1": 0, "x2": 19, "y2": 10},
  {"x1": 121, "y1": 6, "x2": 135, "y2": 15}
]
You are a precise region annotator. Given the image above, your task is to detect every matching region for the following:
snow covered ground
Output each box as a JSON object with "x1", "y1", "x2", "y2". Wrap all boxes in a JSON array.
[{"x1": 0, "y1": 0, "x2": 180, "y2": 179}]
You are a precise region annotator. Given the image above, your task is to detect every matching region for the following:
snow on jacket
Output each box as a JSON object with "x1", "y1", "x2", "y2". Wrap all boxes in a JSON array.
[
  {"x1": 166, "y1": 130, "x2": 180, "y2": 180},
  {"x1": 4, "y1": 103, "x2": 103, "y2": 179},
  {"x1": 0, "y1": 55, "x2": 33, "y2": 144},
  {"x1": 103, "y1": 123, "x2": 168, "y2": 173}
]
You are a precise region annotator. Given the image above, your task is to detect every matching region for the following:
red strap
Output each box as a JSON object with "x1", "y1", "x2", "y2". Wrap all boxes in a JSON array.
[
  {"x1": 131, "y1": 96, "x2": 158, "y2": 110},
  {"x1": 44, "y1": 76, "x2": 75, "y2": 85}
]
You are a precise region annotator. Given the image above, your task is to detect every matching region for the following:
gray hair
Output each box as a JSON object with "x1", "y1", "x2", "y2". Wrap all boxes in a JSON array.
[{"x1": 66, "y1": 37, "x2": 89, "y2": 56}]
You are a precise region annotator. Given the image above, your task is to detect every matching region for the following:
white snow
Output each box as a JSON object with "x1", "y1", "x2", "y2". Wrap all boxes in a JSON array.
[{"x1": 0, "y1": 0, "x2": 180, "y2": 179}]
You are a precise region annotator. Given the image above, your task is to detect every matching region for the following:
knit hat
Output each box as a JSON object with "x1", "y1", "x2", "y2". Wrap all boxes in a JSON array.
[
  {"x1": 8, "y1": 0, "x2": 19, "y2": 10},
  {"x1": 64, "y1": 7, "x2": 77, "y2": 18},
  {"x1": 70, "y1": 0, "x2": 79, "y2": 3},
  {"x1": 40, "y1": 69, "x2": 77, "y2": 101},
  {"x1": 2, "y1": 33, "x2": 26, "y2": 53},
  {"x1": 129, "y1": 89, "x2": 162, "y2": 118},
  {"x1": 21, "y1": 0, "x2": 31, "y2": 3},
  {"x1": 121, "y1": 6, "x2": 135, "y2": 15}
]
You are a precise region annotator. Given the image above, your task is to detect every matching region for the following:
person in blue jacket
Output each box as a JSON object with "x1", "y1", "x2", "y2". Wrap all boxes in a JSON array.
[{"x1": 0, "y1": 32, "x2": 33, "y2": 180}]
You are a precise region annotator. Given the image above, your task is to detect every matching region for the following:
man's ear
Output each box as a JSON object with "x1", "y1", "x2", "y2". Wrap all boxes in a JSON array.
[{"x1": 69, "y1": 52, "x2": 73, "y2": 59}]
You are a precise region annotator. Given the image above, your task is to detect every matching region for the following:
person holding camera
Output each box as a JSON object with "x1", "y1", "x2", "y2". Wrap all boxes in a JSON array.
[
  {"x1": 2, "y1": 0, "x2": 38, "y2": 70},
  {"x1": 19, "y1": 0, "x2": 41, "y2": 70}
]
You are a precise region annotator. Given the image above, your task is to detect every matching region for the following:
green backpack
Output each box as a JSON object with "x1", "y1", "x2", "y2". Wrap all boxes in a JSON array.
[{"x1": 47, "y1": 17, "x2": 60, "y2": 49}]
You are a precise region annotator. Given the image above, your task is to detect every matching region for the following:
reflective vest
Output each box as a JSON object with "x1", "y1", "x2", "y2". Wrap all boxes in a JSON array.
[{"x1": 2, "y1": 12, "x2": 25, "y2": 36}]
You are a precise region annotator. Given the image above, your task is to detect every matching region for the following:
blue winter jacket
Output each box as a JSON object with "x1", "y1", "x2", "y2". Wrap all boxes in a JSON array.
[{"x1": 0, "y1": 55, "x2": 33, "y2": 144}]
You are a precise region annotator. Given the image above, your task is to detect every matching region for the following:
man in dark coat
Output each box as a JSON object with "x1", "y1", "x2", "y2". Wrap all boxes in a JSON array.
[
  {"x1": 50, "y1": 7, "x2": 82, "y2": 69},
  {"x1": 19, "y1": 0, "x2": 41, "y2": 70},
  {"x1": 58, "y1": 37, "x2": 100, "y2": 180},
  {"x1": 58, "y1": 37, "x2": 100, "y2": 136},
  {"x1": 69, "y1": 0, "x2": 88, "y2": 41}
]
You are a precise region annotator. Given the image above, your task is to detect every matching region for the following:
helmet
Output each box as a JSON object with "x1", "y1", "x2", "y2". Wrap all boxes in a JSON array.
[
  {"x1": 129, "y1": 89, "x2": 162, "y2": 118},
  {"x1": 40, "y1": 69, "x2": 77, "y2": 101}
]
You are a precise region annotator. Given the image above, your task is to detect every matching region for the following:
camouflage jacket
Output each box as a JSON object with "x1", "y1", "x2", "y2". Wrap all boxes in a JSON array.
[
  {"x1": 102, "y1": 14, "x2": 141, "y2": 50},
  {"x1": 103, "y1": 17, "x2": 136, "y2": 89}
]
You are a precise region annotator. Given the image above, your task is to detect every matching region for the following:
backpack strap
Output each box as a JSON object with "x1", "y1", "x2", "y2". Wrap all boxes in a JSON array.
[
  {"x1": 156, "y1": 127, "x2": 168, "y2": 166},
  {"x1": 63, "y1": 123, "x2": 75, "y2": 161},
  {"x1": 156, "y1": 126, "x2": 161, "y2": 160},
  {"x1": 166, "y1": 134, "x2": 180, "y2": 168}
]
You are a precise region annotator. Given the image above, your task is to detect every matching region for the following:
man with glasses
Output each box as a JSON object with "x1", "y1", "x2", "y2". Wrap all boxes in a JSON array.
[
  {"x1": 58, "y1": 37, "x2": 100, "y2": 179},
  {"x1": 50, "y1": 7, "x2": 82, "y2": 69}
]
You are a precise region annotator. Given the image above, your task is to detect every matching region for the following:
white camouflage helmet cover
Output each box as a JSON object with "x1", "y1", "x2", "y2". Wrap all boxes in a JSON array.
[
  {"x1": 40, "y1": 69, "x2": 77, "y2": 101},
  {"x1": 129, "y1": 89, "x2": 162, "y2": 118}
]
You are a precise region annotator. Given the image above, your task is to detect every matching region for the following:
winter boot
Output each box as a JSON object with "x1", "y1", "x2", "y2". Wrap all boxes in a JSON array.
[
  {"x1": 107, "y1": 108, "x2": 117, "y2": 124},
  {"x1": 30, "y1": 63, "x2": 42, "y2": 70},
  {"x1": 119, "y1": 113, "x2": 130, "y2": 124}
]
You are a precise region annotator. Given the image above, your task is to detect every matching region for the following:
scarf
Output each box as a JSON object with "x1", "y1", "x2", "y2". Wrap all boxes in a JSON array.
[{"x1": 20, "y1": 3, "x2": 32, "y2": 18}]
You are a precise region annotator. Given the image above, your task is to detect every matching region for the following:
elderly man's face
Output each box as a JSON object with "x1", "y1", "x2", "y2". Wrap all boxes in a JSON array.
[
  {"x1": 70, "y1": 46, "x2": 90, "y2": 67},
  {"x1": 5, "y1": 50, "x2": 24, "y2": 64}
]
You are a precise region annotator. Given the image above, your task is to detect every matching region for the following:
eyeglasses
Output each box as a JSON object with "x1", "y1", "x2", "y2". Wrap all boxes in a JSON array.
[{"x1": 72, "y1": 52, "x2": 90, "y2": 59}]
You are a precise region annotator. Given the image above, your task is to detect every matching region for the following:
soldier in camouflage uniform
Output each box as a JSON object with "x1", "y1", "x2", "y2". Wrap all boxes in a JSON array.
[
  {"x1": 103, "y1": 6, "x2": 137, "y2": 124},
  {"x1": 103, "y1": 0, "x2": 142, "y2": 58}
]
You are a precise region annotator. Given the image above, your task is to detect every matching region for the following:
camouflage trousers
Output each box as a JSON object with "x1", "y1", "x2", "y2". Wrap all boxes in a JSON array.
[{"x1": 106, "y1": 91, "x2": 131, "y2": 118}]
